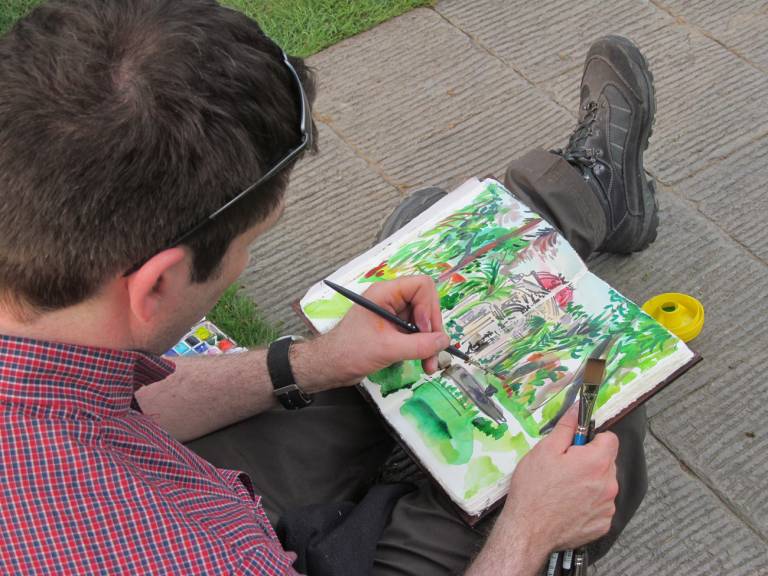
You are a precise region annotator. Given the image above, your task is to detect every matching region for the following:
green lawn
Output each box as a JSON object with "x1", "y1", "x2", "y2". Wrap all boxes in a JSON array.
[
  {"x1": 0, "y1": 0, "x2": 38, "y2": 35},
  {"x1": 1, "y1": 0, "x2": 433, "y2": 56},
  {"x1": 226, "y1": 0, "x2": 433, "y2": 57},
  {"x1": 1, "y1": 0, "x2": 432, "y2": 346},
  {"x1": 207, "y1": 285, "x2": 281, "y2": 347}
]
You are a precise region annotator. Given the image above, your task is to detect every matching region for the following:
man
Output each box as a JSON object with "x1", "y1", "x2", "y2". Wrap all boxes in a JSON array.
[{"x1": 0, "y1": 1, "x2": 652, "y2": 574}]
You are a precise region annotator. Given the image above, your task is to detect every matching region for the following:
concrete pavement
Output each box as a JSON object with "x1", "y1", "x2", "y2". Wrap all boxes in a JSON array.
[{"x1": 242, "y1": 2, "x2": 768, "y2": 572}]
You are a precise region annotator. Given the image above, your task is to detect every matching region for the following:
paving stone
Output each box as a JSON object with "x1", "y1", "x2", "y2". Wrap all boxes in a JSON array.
[
  {"x1": 435, "y1": 0, "x2": 671, "y2": 84},
  {"x1": 593, "y1": 434, "x2": 768, "y2": 575},
  {"x1": 309, "y1": 8, "x2": 574, "y2": 192},
  {"x1": 587, "y1": 186, "x2": 768, "y2": 419},
  {"x1": 660, "y1": 0, "x2": 768, "y2": 72},
  {"x1": 537, "y1": 18, "x2": 768, "y2": 185},
  {"x1": 236, "y1": 1, "x2": 768, "y2": 569},
  {"x1": 674, "y1": 134, "x2": 768, "y2": 263},
  {"x1": 652, "y1": 380, "x2": 768, "y2": 541},
  {"x1": 240, "y1": 122, "x2": 401, "y2": 334},
  {"x1": 646, "y1": 184, "x2": 768, "y2": 538}
]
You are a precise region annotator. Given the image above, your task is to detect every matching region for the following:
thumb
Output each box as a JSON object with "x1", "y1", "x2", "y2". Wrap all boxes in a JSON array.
[
  {"x1": 393, "y1": 331, "x2": 450, "y2": 361},
  {"x1": 542, "y1": 402, "x2": 579, "y2": 451}
]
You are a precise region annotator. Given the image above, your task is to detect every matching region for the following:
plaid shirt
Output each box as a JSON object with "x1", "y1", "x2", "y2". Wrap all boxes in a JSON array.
[{"x1": 0, "y1": 334, "x2": 299, "y2": 575}]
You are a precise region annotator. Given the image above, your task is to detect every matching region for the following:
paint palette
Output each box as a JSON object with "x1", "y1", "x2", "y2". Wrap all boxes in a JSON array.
[{"x1": 165, "y1": 319, "x2": 247, "y2": 357}]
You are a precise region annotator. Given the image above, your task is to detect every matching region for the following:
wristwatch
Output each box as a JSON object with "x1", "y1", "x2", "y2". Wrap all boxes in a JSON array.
[{"x1": 267, "y1": 335, "x2": 313, "y2": 410}]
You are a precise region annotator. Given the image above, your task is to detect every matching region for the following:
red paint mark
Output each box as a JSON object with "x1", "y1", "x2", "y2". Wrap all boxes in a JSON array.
[
  {"x1": 533, "y1": 271, "x2": 574, "y2": 308},
  {"x1": 555, "y1": 287, "x2": 574, "y2": 308},
  {"x1": 364, "y1": 261, "x2": 387, "y2": 278},
  {"x1": 534, "y1": 271, "x2": 565, "y2": 291}
]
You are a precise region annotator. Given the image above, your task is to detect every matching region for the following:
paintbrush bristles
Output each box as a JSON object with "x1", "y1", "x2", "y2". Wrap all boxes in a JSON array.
[{"x1": 582, "y1": 358, "x2": 606, "y2": 387}]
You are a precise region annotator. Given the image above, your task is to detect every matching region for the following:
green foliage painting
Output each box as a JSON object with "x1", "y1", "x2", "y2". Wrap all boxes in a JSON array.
[{"x1": 301, "y1": 180, "x2": 693, "y2": 511}]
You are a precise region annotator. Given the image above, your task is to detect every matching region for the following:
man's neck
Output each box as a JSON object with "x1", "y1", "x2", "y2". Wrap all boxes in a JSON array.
[{"x1": 0, "y1": 298, "x2": 131, "y2": 351}]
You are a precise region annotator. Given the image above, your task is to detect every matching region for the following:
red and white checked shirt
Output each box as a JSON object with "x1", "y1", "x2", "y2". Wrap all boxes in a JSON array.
[{"x1": 0, "y1": 334, "x2": 299, "y2": 575}]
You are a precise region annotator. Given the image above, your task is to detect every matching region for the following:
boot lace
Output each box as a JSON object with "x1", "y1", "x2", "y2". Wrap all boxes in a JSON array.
[{"x1": 552, "y1": 101, "x2": 600, "y2": 168}]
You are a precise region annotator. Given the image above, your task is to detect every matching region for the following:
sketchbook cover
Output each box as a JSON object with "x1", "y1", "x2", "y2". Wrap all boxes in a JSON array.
[{"x1": 297, "y1": 178, "x2": 698, "y2": 519}]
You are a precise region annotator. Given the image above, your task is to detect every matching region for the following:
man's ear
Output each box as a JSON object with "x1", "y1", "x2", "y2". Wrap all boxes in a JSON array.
[{"x1": 124, "y1": 247, "x2": 189, "y2": 324}]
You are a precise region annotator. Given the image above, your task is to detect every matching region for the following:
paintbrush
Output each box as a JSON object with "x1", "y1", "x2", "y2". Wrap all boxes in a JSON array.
[
  {"x1": 548, "y1": 357, "x2": 606, "y2": 576},
  {"x1": 323, "y1": 280, "x2": 496, "y2": 377},
  {"x1": 573, "y1": 357, "x2": 605, "y2": 446}
]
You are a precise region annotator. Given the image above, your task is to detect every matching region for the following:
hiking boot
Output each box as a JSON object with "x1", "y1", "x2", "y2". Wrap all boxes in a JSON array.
[
  {"x1": 377, "y1": 186, "x2": 447, "y2": 242},
  {"x1": 553, "y1": 35, "x2": 658, "y2": 254}
]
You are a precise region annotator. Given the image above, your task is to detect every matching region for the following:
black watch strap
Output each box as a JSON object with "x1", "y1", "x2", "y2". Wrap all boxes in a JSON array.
[{"x1": 267, "y1": 337, "x2": 313, "y2": 410}]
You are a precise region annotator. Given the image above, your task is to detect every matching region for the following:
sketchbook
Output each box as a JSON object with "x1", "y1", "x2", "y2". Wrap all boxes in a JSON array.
[{"x1": 297, "y1": 178, "x2": 699, "y2": 520}]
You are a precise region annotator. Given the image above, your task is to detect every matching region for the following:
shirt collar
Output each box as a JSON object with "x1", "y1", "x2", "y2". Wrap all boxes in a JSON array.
[{"x1": 0, "y1": 333, "x2": 175, "y2": 417}]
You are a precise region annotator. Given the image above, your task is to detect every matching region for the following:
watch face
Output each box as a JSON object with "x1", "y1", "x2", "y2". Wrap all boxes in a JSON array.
[{"x1": 165, "y1": 320, "x2": 247, "y2": 358}]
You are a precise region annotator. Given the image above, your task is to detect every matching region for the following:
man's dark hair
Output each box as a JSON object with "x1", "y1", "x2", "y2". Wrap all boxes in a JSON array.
[{"x1": 0, "y1": 0, "x2": 317, "y2": 314}]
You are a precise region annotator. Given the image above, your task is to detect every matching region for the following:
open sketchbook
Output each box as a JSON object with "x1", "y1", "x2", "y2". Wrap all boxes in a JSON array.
[{"x1": 297, "y1": 178, "x2": 699, "y2": 520}]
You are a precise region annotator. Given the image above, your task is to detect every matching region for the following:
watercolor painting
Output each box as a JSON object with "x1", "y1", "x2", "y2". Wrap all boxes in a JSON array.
[{"x1": 300, "y1": 179, "x2": 694, "y2": 514}]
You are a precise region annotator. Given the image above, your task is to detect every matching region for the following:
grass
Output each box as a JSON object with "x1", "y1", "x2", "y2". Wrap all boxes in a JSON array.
[
  {"x1": 1, "y1": 0, "x2": 434, "y2": 55},
  {"x1": 0, "y1": 0, "x2": 38, "y2": 35},
  {"x1": 208, "y1": 285, "x2": 281, "y2": 347},
  {"x1": 224, "y1": 0, "x2": 434, "y2": 57},
  {"x1": 0, "y1": 0, "x2": 433, "y2": 346}
]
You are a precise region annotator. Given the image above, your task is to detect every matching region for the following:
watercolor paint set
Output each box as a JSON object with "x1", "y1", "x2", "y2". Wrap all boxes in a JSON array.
[{"x1": 166, "y1": 319, "x2": 247, "y2": 357}]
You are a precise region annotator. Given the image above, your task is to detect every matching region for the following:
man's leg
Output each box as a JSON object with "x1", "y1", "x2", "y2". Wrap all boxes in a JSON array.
[
  {"x1": 186, "y1": 387, "x2": 394, "y2": 524},
  {"x1": 373, "y1": 36, "x2": 657, "y2": 575}
]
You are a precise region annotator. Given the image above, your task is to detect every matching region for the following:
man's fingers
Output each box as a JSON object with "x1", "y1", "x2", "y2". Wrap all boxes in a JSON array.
[
  {"x1": 388, "y1": 331, "x2": 450, "y2": 362},
  {"x1": 366, "y1": 276, "x2": 437, "y2": 314},
  {"x1": 413, "y1": 287, "x2": 442, "y2": 335},
  {"x1": 364, "y1": 276, "x2": 445, "y2": 339},
  {"x1": 543, "y1": 402, "x2": 580, "y2": 450},
  {"x1": 589, "y1": 431, "x2": 620, "y2": 461},
  {"x1": 361, "y1": 277, "x2": 448, "y2": 370},
  {"x1": 423, "y1": 355, "x2": 439, "y2": 374}
]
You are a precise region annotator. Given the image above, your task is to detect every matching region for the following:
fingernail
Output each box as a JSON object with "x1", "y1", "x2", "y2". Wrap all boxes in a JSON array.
[{"x1": 436, "y1": 333, "x2": 450, "y2": 348}]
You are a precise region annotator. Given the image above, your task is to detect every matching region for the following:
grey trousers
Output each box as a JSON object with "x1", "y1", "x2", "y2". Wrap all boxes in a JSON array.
[{"x1": 187, "y1": 150, "x2": 648, "y2": 575}]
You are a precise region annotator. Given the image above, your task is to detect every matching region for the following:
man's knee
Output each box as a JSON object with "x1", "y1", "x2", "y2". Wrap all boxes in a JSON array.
[{"x1": 590, "y1": 405, "x2": 648, "y2": 562}]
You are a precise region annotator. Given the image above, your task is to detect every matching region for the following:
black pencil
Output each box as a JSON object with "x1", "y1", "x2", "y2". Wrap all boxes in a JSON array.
[{"x1": 323, "y1": 279, "x2": 473, "y2": 363}]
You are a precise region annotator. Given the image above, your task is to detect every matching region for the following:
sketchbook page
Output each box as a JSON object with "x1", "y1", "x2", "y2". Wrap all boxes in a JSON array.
[
  {"x1": 362, "y1": 270, "x2": 694, "y2": 517},
  {"x1": 455, "y1": 270, "x2": 697, "y2": 514},
  {"x1": 300, "y1": 179, "x2": 585, "y2": 508},
  {"x1": 298, "y1": 178, "x2": 584, "y2": 332},
  {"x1": 299, "y1": 178, "x2": 695, "y2": 516}
]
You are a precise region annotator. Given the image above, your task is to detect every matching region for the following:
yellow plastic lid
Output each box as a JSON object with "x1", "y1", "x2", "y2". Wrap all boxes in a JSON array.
[{"x1": 641, "y1": 293, "x2": 704, "y2": 342}]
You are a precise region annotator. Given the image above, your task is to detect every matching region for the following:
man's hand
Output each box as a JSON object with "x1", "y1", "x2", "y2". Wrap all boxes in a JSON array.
[
  {"x1": 314, "y1": 276, "x2": 450, "y2": 386},
  {"x1": 467, "y1": 406, "x2": 619, "y2": 576},
  {"x1": 506, "y1": 405, "x2": 619, "y2": 550}
]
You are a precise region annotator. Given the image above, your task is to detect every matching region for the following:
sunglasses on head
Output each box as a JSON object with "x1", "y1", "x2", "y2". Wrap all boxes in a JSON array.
[{"x1": 124, "y1": 51, "x2": 312, "y2": 276}]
